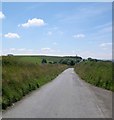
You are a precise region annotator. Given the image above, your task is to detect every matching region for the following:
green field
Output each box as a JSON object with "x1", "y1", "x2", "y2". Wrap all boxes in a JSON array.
[
  {"x1": 75, "y1": 61, "x2": 113, "y2": 91},
  {"x1": 18, "y1": 56, "x2": 65, "y2": 64},
  {"x1": 2, "y1": 56, "x2": 68, "y2": 109},
  {"x1": 18, "y1": 56, "x2": 42, "y2": 64},
  {"x1": 11, "y1": 55, "x2": 82, "y2": 65}
]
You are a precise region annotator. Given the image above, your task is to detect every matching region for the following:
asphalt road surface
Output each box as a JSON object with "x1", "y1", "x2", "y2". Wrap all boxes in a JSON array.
[{"x1": 3, "y1": 68, "x2": 112, "y2": 118}]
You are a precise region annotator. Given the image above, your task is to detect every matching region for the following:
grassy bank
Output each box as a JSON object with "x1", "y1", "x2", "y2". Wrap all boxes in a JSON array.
[
  {"x1": 2, "y1": 56, "x2": 68, "y2": 109},
  {"x1": 75, "y1": 61, "x2": 113, "y2": 91}
]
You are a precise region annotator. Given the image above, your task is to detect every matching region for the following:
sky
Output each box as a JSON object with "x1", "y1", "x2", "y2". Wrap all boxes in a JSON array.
[{"x1": 1, "y1": 2, "x2": 112, "y2": 59}]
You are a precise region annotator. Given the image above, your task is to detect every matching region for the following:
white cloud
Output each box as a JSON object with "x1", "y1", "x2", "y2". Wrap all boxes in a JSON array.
[
  {"x1": 100, "y1": 42, "x2": 112, "y2": 47},
  {"x1": 41, "y1": 48, "x2": 51, "y2": 51},
  {"x1": 19, "y1": 18, "x2": 45, "y2": 28},
  {"x1": 41, "y1": 48, "x2": 55, "y2": 54},
  {"x1": 2, "y1": 48, "x2": 36, "y2": 55},
  {"x1": 4, "y1": 33, "x2": 20, "y2": 39},
  {"x1": 73, "y1": 34, "x2": 85, "y2": 38},
  {"x1": 47, "y1": 31, "x2": 52, "y2": 36},
  {"x1": 79, "y1": 50, "x2": 112, "y2": 60},
  {"x1": 100, "y1": 42, "x2": 112, "y2": 51},
  {"x1": 18, "y1": 48, "x2": 26, "y2": 51},
  {"x1": 0, "y1": 11, "x2": 5, "y2": 19},
  {"x1": 10, "y1": 48, "x2": 16, "y2": 51}
]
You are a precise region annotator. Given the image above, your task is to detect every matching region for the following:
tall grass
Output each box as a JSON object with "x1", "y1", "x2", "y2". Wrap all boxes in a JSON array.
[
  {"x1": 75, "y1": 61, "x2": 113, "y2": 91},
  {"x1": 2, "y1": 56, "x2": 68, "y2": 109}
]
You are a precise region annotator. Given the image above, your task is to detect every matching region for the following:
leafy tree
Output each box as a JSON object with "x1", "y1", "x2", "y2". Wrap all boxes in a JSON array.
[
  {"x1": 42, "y1": 59, "x2": 47, "y2": 64},
  {"x1": 70, "y1": 60, "x2": 75, "y2": 66},
  {"x1": 87, "y1": 58, "x2": 98, "y2": 62},
  {"x1": 61, "y1": 59, "x2": 69, "y2": 64},
  {"x1": 87, "y1": 57, "x2": 93, "y2": 61},
  {"x1": 53, "y1": 61, "x2": 57, "y2": 64},
  {"x1": 49, "y1": 61, "x2": 53, "y2": 64},
  {"x1": 59, "y1": 59, "x2": 64, "y2": 64}
]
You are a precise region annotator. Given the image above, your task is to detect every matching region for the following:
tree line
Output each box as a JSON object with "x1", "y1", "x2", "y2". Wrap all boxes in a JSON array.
[
  {"x1": 41, "y1": 56, "x2": 104, "y2": 66},
  {"x1": 41, "y1": 56, "x2": 83, "y2": 66}
]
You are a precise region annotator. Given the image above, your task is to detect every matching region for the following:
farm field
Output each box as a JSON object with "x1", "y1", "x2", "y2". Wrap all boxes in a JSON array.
[{"x1": 9, "y1": 55, "x2": 82, "y2": 64}]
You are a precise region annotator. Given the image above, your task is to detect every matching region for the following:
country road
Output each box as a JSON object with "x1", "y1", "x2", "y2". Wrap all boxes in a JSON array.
[{"x1": 3, "y1": 68, "x2": 112, "y2": 118}]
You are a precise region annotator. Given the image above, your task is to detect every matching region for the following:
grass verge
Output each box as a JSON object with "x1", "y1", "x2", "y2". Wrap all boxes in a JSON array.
[
  {"x1": 2, "y1": 56, "x2": 68, "y2": 109},
  {"x1": 74, "y1": 61, "x2": 113, "y2": 91}
]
